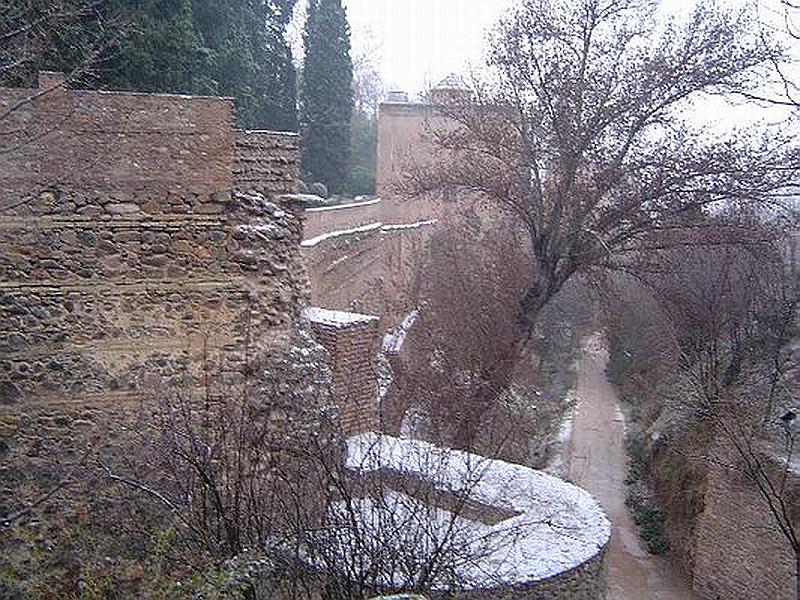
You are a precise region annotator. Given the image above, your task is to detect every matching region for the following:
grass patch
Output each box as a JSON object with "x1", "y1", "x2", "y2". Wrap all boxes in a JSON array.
[
  {"x1": 625, "y1": 489, "x2": 670, "y2": 555},
  {"x1": 624, "y1": 432, "x2": 670, "y2": 555}
]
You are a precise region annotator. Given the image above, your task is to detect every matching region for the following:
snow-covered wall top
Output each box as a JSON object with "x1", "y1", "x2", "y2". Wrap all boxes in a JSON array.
[
  {"x1": 302, "y1": 307, "x2": 380, "y2": 329},
  {"x1": 305, "y1": 197, "x2": 383, "y2": 213},
  {"x1": 344, "y1": 433, "x2": 612, "y2": 591}
]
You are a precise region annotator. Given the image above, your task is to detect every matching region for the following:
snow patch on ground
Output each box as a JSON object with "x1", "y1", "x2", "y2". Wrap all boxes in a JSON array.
[
  {"x1": 382, "y1": 310, "x2": 419, "y2": 354},
  {"x1": 614, "y1": 405, "x2": 627, "y2": 433},
  {"x1": 300, "y1": 222, "x2": 384, "y2": 247},
  {"x1": 325, "y1": 254, "x2": 351, "y2": 271},
  {"x1": 382, "y1": 219, "x2": 438, "y2": 231},
  {"x1": 302, "y1": 306, "x2": 379, "y2": 328},
  {"x1": 546, "y1": 392, "x2": 578, "y2": 479},
  {"x1": 344, "y1": 433, "x2": 611, "y2": 589},
  {"x1": 376, "y1": 310, "x2": 419, "y2": 404}
]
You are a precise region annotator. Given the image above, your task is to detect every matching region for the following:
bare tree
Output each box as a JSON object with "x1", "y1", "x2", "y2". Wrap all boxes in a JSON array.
[
  {"x1": 0, "y1": 0, "x2": 116, "y2": 120},
  {"x1": 746, "y1": 0, "x2": 800, "y2": 107},
  {"x1": 89, "y1": 332, "x2": 547, "y2": 599},
  {"x1": 351, "y1": 28, "x2": 384, "y2": 118},
  {"x1": 388, "y1": 215, "x2": 532, "y2": 450},
  {"x1": 401, "y1": 0, "x2": 799, "y2": 346},
  {"x1": 603, "y1": 215, "x2": 800, "y2": 594}
]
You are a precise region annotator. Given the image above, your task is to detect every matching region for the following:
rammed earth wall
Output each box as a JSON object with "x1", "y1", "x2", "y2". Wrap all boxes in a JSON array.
[
  {"x1": 301, "y1": 208, "x2": 436, "y2": 329},
  {"x1": 692, "y1": 436, "x2": 799, "y2": 600}
]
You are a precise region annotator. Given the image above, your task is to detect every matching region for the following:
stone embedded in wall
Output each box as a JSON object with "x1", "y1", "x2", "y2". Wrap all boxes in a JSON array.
[
  {"x1": 0, "y1": 190, "x2": 309, "y2": 404},
  {"x1": 304, "y1": 307, "x2": 381, "y2": 435}
]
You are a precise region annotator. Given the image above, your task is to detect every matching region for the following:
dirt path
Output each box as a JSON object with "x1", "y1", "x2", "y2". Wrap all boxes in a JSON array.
[{"x1": 568, "y1": 335, "x2": 698, "y2": 600}]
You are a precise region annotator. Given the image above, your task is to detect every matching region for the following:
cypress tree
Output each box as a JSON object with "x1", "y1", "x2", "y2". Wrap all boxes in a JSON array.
[
  {"x1": 191, "y1": 0, "x2": 298, "y2": 130},
  {"x1": 300, "y1": 0, "x2": 353, "y2": 194},
  {"x1": 262, "y1": 0, "x2": 298, "y2": 131}
]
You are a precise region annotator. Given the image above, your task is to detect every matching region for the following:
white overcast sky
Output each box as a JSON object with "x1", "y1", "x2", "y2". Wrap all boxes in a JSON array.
[
  {"x1": 341, "y1": 0, "x2": 516, "y2": 95},
  {"x1": 291, "y1": 0, "x2": 797, "y2": 128}
]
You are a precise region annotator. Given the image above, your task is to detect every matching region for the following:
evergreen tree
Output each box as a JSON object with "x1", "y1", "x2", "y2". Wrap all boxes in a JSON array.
[
  {"x1": 191, "y1": 0, "x2": 297, "y2": 129},
  {"x1": 101, "y1": 0, "x2": 213, "y2": 95},
  {"x1": 300, "y1": 0, "x2": 353, "y2": 194},
  {"x1": 261, "y1": 0, "x2": 298, "y2": 131},
  {"x1": 3, "y1": 0, "x2": 299, "y2": 130}
]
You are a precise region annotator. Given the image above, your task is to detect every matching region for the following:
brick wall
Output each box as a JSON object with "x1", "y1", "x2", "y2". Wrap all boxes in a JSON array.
[
  {"x1": 234, "y1": 130, "x2": 299, "y2": 196},
  {"x1": 692, "y1": 437, "x2": 799, "y2": 600},
  {"x1": 0, "y1": 76, "x2": 235, "y2": 199},
  {"x1": 305, "y1": 308, "x2": 381, "y2": 435}
]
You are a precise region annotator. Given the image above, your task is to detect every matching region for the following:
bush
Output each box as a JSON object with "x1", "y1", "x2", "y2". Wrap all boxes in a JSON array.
[
  {"x1": 604, "y1": 342, "x2": 632, "y2": 386},
  {"x1": 347, "y1": 165, "x2": 376, "y2": 197},
  {"x1": 309, "y1": 181, "x2": 328, "y2": 198},
  {"x1": 627, "y1": 494, "x2": 670, "y2": 555},
  {"x1": 624, "y1": 433, "x2": 670, "y2": 555}
]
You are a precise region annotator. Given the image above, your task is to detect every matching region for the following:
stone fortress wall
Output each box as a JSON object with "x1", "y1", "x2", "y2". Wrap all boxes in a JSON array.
[
  {"x1": 299, "y1": 97, "x2": 459, "y2": 331},
  {"x1": 0, "y1": 73, "x2": 328, "y2": 521},
  {"x1": 301, "y1": 197, "x2": 437, "y2": 328},
  {"x1": 297, "y1": 99, "x2": 446, "y2": 438},
  {"x1": 4, "y1": 71, "x2": 790, "y2": 600}
]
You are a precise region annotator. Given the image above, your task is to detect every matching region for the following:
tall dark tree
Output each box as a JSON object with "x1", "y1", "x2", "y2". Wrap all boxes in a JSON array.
[
  {"x1": 348, "y1": 32, "x2": 382, "y2": 196},
  {"x1": 262, "y1": 0, "x2": 298, "y2": 131},
  {"x1": 191, "y1": 0, "x2": 298, "y2": 129},
  {"x1": 102, "y1": 0, "x2": 212, "y2": 95},
  {"x1": 1, "y1": 0, "x2": 299, "y2": 130},
  {"x1": 300, "y1": 0, "x2": 353, "y2": 193}
]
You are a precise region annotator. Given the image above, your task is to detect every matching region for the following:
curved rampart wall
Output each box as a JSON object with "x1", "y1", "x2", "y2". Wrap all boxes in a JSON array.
[{"x1": 456, "y1": 550, "x2": 607, "y2": 600}]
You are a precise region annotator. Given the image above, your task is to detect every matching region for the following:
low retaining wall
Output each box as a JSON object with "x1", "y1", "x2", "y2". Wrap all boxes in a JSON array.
[
  {"x1": 346, "y1": 434, "x2": 611, "y2": 600},
  {"x1": 458, "y1": 550, "x2": 606, "y2": 600}
]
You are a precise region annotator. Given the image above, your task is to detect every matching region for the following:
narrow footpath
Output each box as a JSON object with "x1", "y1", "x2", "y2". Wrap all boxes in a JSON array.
[{"x1": 567, "y1": 335, "x2": 698, "y2": 600}]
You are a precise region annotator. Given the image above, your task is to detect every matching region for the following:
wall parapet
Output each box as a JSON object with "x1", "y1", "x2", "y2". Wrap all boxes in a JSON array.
[
  {"x1": 234, "y1": 130, "x2": 299, "y2": 196},
  {"x1": 304, "y1": 307, "x2": 381, "y2": 435}
]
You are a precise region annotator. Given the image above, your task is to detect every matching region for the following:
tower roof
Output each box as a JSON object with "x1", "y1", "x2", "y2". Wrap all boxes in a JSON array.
[{"x1": 434, "y1": 73, "x2": 467, "y2": 91}]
